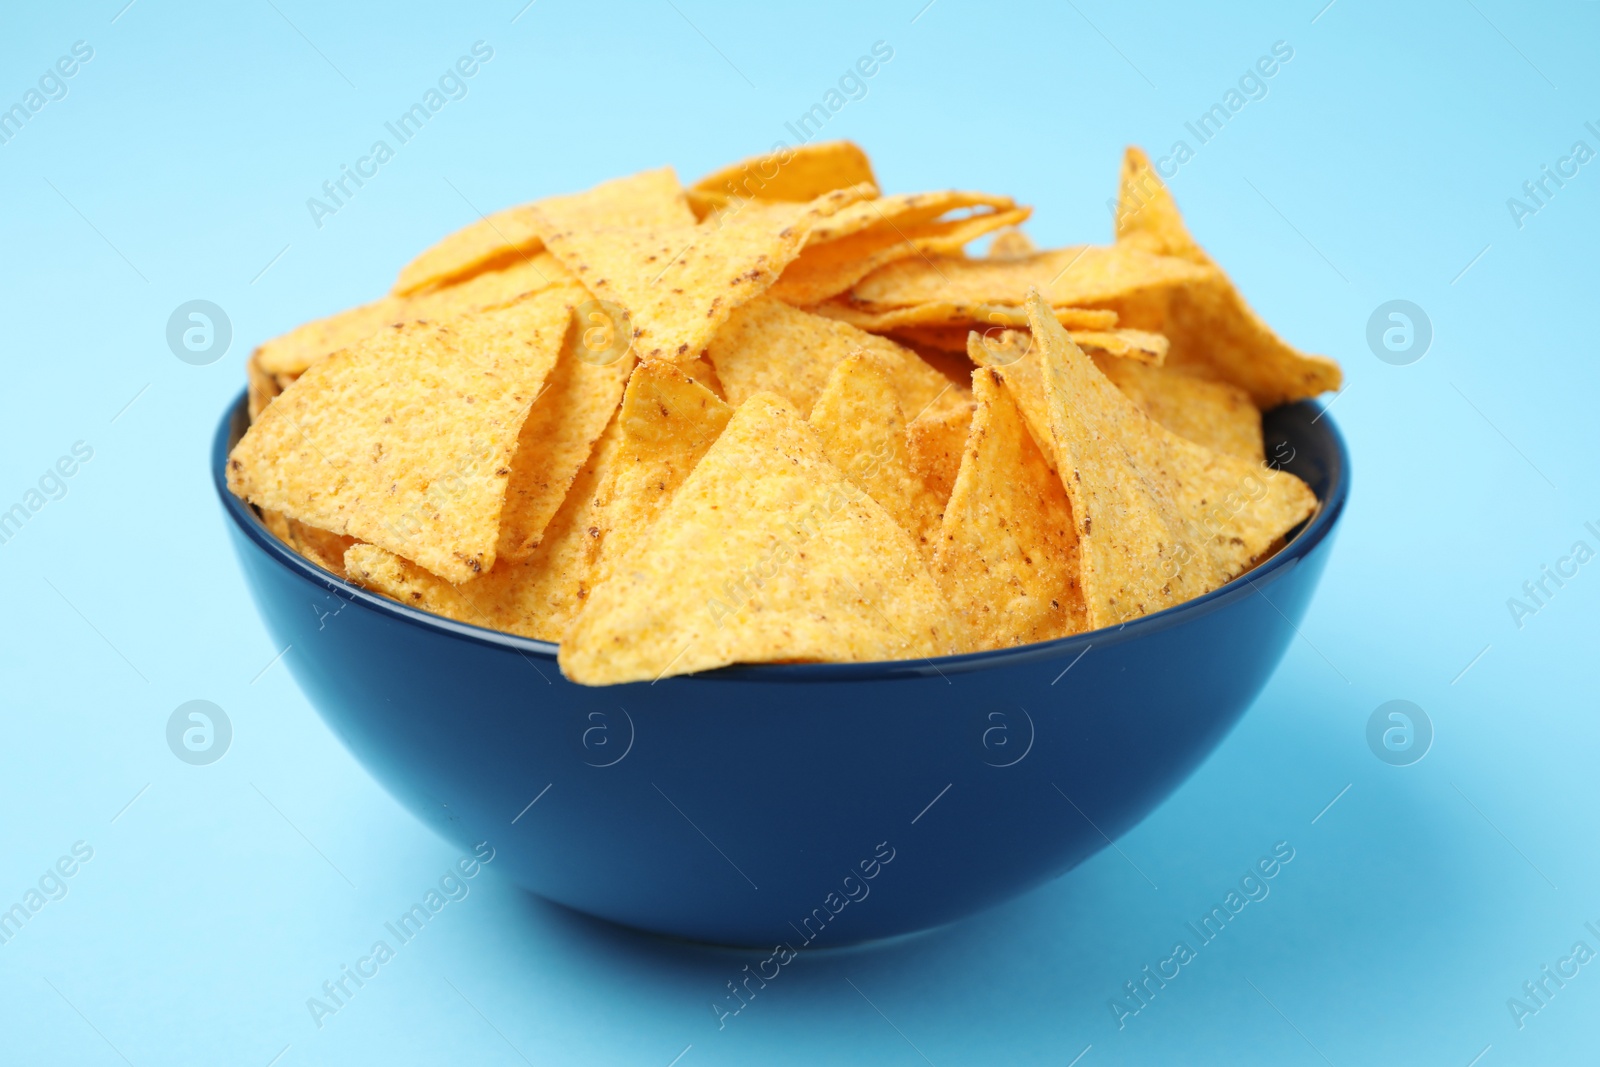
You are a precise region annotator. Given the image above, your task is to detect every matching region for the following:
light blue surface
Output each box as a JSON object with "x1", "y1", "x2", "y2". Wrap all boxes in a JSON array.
[{"x1": 1, "y1": 0, "x2": 1595, "y2": 1062}]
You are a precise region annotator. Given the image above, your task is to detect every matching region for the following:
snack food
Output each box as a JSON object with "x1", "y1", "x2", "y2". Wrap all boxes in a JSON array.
[{"x1": 229, "y1": 142, "x2": 1338, "y2": 685}]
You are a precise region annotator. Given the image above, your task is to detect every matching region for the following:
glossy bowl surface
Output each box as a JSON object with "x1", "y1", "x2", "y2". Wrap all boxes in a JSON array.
[{"x1": 215, "y1": 393, "x2": 1348, "y2": 946}]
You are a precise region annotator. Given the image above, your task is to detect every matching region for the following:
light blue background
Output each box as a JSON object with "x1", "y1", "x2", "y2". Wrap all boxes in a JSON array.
[{"x1": 2, "y1": 1, "x2": 1596, "y2": 1063}]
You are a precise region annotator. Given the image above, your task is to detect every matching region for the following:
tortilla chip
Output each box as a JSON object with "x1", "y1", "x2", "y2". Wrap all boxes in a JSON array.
[
  {"x1": 906, "y1": 398, "x2": 974, "y2": 506},
  {"x1": 260, "y1": 507, "x2": 292, "y2": 544},
  {"x1": 595, "y1": 360, "x2": 734, "y2": 586},
  {"x1": 846, "y1": 243, "x2": 1214, "y2": 312},
  {"x1": 253, "y1": 296, "x2": 409, "y2": 378},
  {"x1": 287, "y1": 519, "x2": 358, "y2": 578},
  {"x1": 1112, "y1": 146, "x2": 1342, "y2": 406},
  {"x1": 933, "y1": 367, "x2": 1085, "y2": 650},
  {"x1": 228, "y1": 287, "x2": 577, "y2": 583},
  {"x1": 808, "y1": 353, "x2": 944, "y2": 557},
  {"x1": 893, "y1": 323, "x2": 1167, "y2": 365},
  {"x1": 247, "y1": 354, "x2": 283, "y2": 422},
  {"x1": 680, "y1": 355, "x2": 723, "y2": 397},
  {"x1": 988, "y1": 228, "x2": 1036, "y2": 258},
  {"x1": 392, "y1": 203, "x2": 547, "y2": 297},
  {"x1": 559, "y1": 392, "x2": 958, "y2": 684},
  {"x1": 768, "y1": 205, "x2": 1032, "y2": 306},
  {"x1": 496, "y1": 319, "x2": 636, "y2": 560},
  {"x1": 534, "y1": 182, "x2": 868, "y2": 364},
  {"x1": 1091, "y1": 353, "x2": 1264, "y2": 462},
  {"x1": 706, "y1": 297, "x2": 961, "y2": 421},
  {"x1": 1021, "y1": 292, "x2": 1316, "y2": 628},
  {"x1": 346, "y1": 410, "x2": 627, "y2": 642},
  {"x1": 688, "y1": 140, "x2": 878, "y2": 216},
  {"x1": 810, "y1": 299, "x2": 1117, "y2": 334},
  {"x1": 255, "y1": 253, "x2": 577, "y2": 378}
]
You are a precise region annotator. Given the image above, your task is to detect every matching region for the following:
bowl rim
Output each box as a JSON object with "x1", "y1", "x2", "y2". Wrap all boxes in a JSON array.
[{"x1": 214, "y1": 389, "x2": 1350, "y2": 684}]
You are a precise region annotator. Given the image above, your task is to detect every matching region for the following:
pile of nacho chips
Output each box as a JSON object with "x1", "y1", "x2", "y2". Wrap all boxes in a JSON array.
[{"x1": 229, "y1": 142, "x2": 1338, "y2": 686}]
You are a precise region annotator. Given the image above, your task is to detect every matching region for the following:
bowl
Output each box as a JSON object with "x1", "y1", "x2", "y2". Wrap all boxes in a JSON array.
[{"x1": 214, "y1": 391, "x2": 1348, "y2": 947}]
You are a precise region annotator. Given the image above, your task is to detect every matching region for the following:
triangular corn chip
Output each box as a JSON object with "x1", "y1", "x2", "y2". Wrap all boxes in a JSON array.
[
  {"x1": 810, "y1": 299, "x2": 1117, "y2": 333},
  {"x1": 689, "y1": 140, "x2": 878, "y2": 216},
  {"x1": 534, "y1": 182, "x2": 868, "y2": 364},
  {"x1": 768, "y1": 205, "x2": 1031, "y2": 306},
  {"x1": 845, "y1": 244, "x2": 1214, "y2": 312},
  {"x1": 228, "y1": 287, "x2": 577, "y2": 583},
  {"x1": 496, "y1": 330, "x2": 636, "y2": 560},
  {"x1": 559, "y1": 393, "x2": 958, "y2": 684},
  {"x1": 706, "y1": 297, "x2": 960, "y2": 420},
  {"x1": 594, "y1": 359, "x2": 733, "y2": 587},
  {"x1": 893, "y1": 322, "x2": 1167, "y2": 365},
  {"x1": 247, "y1": 354, "x2": 283, "y2": 421},
  {"x1": 345, "y1": 410, "x2": 627, "y2": 642},
  {"x1": 1113, "y1": 146, "x2": 1342, "y2": 406},
  {"x1": 255, "y1": 252, "x2": 577, "y2": 378},
  {"x1": 1021, "y1": 292, "x2": 1316, "y2": 628},
  {"x1": 392, "y1": 203, "x2": 547, "y2": 297},
  {"x1": 1091, "y1": 353, "x2": 1263, "y2": 462},
  {"x1": 987, "y1": 228, "x2": 1036, "y2": 258},
  {"x1": 906, "y1": 397, "x2": 974, "y2": 506},
  {"x1": 808, "y1": 353, "x2": 944, "y2": 557},
  {"x1": 933, "y1": 367, "x2": 1085, "y2": 650}
]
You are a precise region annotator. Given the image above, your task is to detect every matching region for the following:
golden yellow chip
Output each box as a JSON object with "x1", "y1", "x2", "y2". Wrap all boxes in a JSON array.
[
  {"x1": 680, "y1": 355, "x2": 723, "y2": 397},
  {"x1": 287, "y1": 519, "x2": 358, "y2": 578},
  {"x1": 534, "y1": 183, "x2": 868, "y2": 364},
  {"x1": 810, "y1": 299, "x2": 1117, "y2": 333},
  {"x1": 987, "y1": 228, "x2": 1036, "y2": 258},
  {"x1": 1113, "y1": 146, "x2": 1342, "y2": 407},
  {"x1": 1021, "y1": 292, "x2": 1316, "y2": 628},
  {"x1": 846, "y1": 243, "x2": 1214, "y2": 312},
  {"x1": 906, "y1": 397, "x2": 974, "y2": 506},
  {"x1": 496, "y1": 324, "x2": 635, "y2": 560},
  {"x1": 392, "y1": 203, "x2": 546, "y2": 297},
  {"x1": 688, "y1": 140, "x2": 878, "y2": 216},
  {"x1": 1091, "y1": 353, "x2": 1264, "y2": 462},
  {"x1": 706, "y1": 297, "x2": 961, "y2": 421},
  {"x1": 346, "y1": 410, "x2": 627, "y2": 643},
  {"x1": 768, "y1": 205, "x2": 1032, "y2": 306},
  {"x1": 933, "y1": 367, "x2": 1085, "y2": 650},
  {"x1": 594, "y1": 359, "x2": 734, "y2": 585},
  {"x1": 255, "y1": 253, "x2": 577, "y2": 379},
  {"x1": 559, "y1": 392, "x2": 958, "y2": 685},
  {"x1": 228, "y1": 287, "x2": 578, "y2": 583},
  {"x1": 808, "y1": 353, "x2": 944, "y2": 558},
  {"x1": 247, "y1": 354, "x2": 282, "y2": 422},
  {"x1": 893, "y1": 323, "x2": 1167, "y2": 365}
]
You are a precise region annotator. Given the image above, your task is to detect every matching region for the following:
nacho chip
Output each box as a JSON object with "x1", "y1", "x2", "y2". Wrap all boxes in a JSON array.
[
  {"x1": 255, "y1": 253, "x2": 577, "y2": 378},
  {"x1": 706, "y1": 297, "x2": 960, "y2": 420},
  {"x1": 259, "y1": 507, "x2": 292, "y2": 544},
  {"x1": 228, "y1": 287, "x2": 577, "y2": 583},
  {"x1": 595, "y1": 360, "x2": 734, "y2": 586},
  {"x1": 1021, "y1": 292, "x2": 1316, "y2": 628},
  {"x1": 933, "y1": 367, "x2": 1085, "y2": 650},
  {"x1": 287, "y1": 519, "x2": 358, "y2": 578},
  {"x1": 253, "y1": 295, "x2": 409, "y2": 378},
  {"x1": 346, "y1": 410, "x2": 627, "y2": 642},
  {"x1": 559, "y1": 392, "x2": 958, "y2": 684},
  {"x1": 906, "y1": 398, "x2": 974, "y2": 506},
  {"x1": 392, "y1": 203, "x2": 547, "y2": 297},
  {"x1": 1091, "y1": 353, "x2": 1264, "y2": 462},
  {"x1": 846, "y1": 243, "x2": 1214, "y2": 312},
  {"x1": 247, "y1": 354, "x2": 283, "y2": 422},
  {"x1": 987, "y1": 228, "x2": 1036, "y2": 258},
  {"x1": 680, "y1": 355, "x2": 723, "y2": 397},
  {"x1": 1112, "y1": 146, "x2": 1342, "y2": 406},
  {"x1": 808, "y1": 353, "x2": 944, "y2": 557},
  {"x1": 689, "y1": 140, "x2": 878, "y2": 216},
  {"x1": 768, "y1": 205, "x2": 1032, "y2": 306},
  {"x1": 534, "y1": 183, "x2": 868, "y2": 364},
  {"x1": 496, "y1": 322, "x2": 636, "y2": 560},
  {"x1": 810, "y1": 299, "x2": 1117, "y2": 334},
  {"x1": 892, "y1": 323, "x2": 1167, "y2": 365}
]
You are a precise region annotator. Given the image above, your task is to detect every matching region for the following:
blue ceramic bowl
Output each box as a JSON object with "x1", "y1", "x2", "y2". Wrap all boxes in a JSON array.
[{"x1": 215, "y1": 392, "x2": 1348, "y2": 947}]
